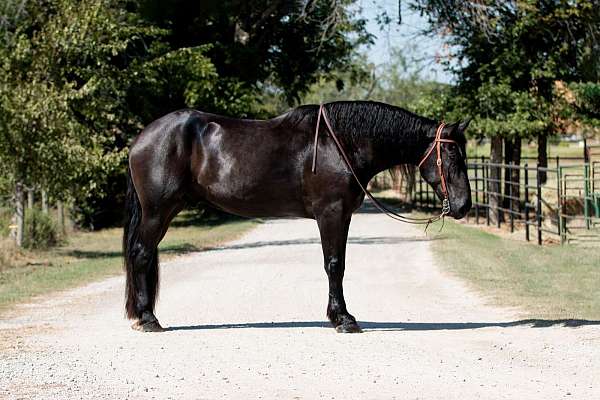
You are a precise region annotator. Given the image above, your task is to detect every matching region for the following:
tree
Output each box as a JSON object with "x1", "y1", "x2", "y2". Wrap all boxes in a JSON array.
[
  {"x1": 137, "y1": 0, "x2": 373, "y2": 107},
  {"x1": 0, "y1": 0, "x2": 219, "y2": 238},
  {"x1": 411, "y1": 0, "x2": 600, "y2": 148},
  {"x1": 410, "y1": 0, "x2": 600, "y2": 220}
]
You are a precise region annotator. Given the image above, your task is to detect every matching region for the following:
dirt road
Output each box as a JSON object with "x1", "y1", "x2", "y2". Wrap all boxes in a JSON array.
[{"x1": 1, "y1": 212, "x2": 599, "y2": 399}]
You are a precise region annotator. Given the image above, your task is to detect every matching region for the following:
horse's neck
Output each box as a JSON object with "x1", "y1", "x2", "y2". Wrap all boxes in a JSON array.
[{"x1": 364, "y1": 132, "x2": 433, "y2": 176}]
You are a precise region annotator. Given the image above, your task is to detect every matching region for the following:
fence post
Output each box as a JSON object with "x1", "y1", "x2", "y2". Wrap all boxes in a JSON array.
[
  {"x1": 27, "y1": 188, "x2": 34, "y2": 209},
  {"x1": 57, "y1": 201, "x2": 65, "y2": 235},
  {"x1": 509, "y1": 162, "x2": 514, "y2": 233},
  {"x1": 584, "y1": 163, "x2": 590, "y2": 230},
  {"x1": 424, "y1": 175, "x2": 428, "y2": 208},
  {"x1": 484, "y1": 158, "x2": 490, "y2": 226},
  {"x1": 536, "y1": 165, "x2": 543, "y2": 245},
  {"x1": 411, "y1": 172, "x2": 415, "y2": 205},
  {"x1": 557, "y1": 167, "x2": 564, "y2": 244},
  {"x1": 497, "y1": 164, "x2": 502, "y2": 229},
  {"x1": 524, "y1": 164, "x2": 529, "y2": 242},
  {"x1": 418, "y1": 176, "x2": 423, "y2": 207},
  {"x1": 427, "y1": 177, "x2": 437, "y2": 208},
  {"x1": 14, "y1": 182, "x2": 24, "y2": 247},
  {"x1": 41, "y1": 190, "x2": 49, "y2": 214},
  {"x1": 474, "y1": 162, "x2": 480, "y2": 224}
]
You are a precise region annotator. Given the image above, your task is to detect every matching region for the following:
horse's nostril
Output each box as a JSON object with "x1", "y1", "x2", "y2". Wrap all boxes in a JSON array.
[
  {"x1": 453, "y1": 199, "x2": 471, "y2": 217},
  {"x1": 458, "y1": 200, "x2": 472, "y2": 216}
]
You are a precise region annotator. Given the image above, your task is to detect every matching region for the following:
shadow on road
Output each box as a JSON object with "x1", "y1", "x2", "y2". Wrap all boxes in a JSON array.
[
  {"x1": 62, "y1": 234, "x2": 442, "y2": 259},
  {"x1": 200, "y1": 235, "x2": 443, "y2": 252},
  {"x1": 62, "y1": 243, "x2": 205, "y2": 259},
  {"x1": 165, "y1": 319, "x2": 600, "y2": 332}
]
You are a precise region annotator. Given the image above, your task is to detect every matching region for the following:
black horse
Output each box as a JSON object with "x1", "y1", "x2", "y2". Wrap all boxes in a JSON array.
[{"x1": 123, "y1": 101, "x2": 471, "y2": 333}]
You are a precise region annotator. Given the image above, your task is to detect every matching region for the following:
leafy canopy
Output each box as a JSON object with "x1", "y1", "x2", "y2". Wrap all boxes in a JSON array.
[{"x1": 411, "y1": 0, "x2": 600, "y2": 139}]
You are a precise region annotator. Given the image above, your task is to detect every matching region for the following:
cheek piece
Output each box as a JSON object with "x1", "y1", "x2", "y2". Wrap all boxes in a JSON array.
[{"x1": 417, "y1": 123, "x2": 457, "y2": 216}]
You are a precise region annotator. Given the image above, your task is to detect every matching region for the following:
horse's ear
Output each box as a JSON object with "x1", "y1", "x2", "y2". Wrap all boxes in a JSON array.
[{"x1": 458, "y1": 118, "x2": 471, "y2": 132}]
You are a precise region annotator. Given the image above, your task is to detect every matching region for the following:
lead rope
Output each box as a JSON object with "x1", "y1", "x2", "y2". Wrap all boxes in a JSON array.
[{"x1": 312, "y1": 104, "x2": 454, "y2": 228}]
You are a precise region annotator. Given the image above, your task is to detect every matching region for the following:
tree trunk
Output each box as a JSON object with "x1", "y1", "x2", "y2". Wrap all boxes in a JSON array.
[
  {"x1": 42, "y1": 190, "x2": 48, "y2": 214},
  {"x1": 488, "y1": 136, "x2": 503, "y2": 224},
  {"x1": 398, "y1": 165, "x2": 415, "y2": 202},
  {"x1": 503, "y1": 138, "x2": 514, "y2": 209},
  {"x1": 538, "y1": 133, "x2": 548, "y2": 185},
  {"x1": 511, "y1": 137, "x2": 522, "y2": 212},
  {"x1": 57, "y1": 201, "x2": 64, "y2": 234},
  {"x1": 27, "y1": 188, "x2": 34, "y2": 209},
  {"x1": 14, "y1": 182, "x2": 25, "y2": 247}
]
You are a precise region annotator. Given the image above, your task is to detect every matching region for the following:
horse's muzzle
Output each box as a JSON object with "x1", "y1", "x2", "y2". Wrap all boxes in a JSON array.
[{"x1": 451, "y1": 199, "x2": 472, "y2": 219}]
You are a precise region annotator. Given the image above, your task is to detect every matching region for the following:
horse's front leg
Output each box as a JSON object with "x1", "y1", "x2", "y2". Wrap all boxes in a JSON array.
[{"x1": 316, "y1": 203, "x2": 361, "y2": 333}]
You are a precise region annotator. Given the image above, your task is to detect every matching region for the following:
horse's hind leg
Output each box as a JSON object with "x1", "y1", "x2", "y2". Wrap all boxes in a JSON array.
[
  {"x1": 124, "y1": 166, "x2": 183, "y2": 332},
  {"x1": 316, "y1": 202, "x2": 361, "y2": 333},
  {"x1": 128, "y1": 213, "x2": 164, "y2": 331},
  {"x1": 127, "y1": 203, "x2": 181, "y2": 332}
]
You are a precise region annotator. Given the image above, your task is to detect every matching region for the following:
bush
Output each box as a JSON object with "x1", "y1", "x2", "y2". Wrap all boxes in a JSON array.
[
  {"x1": 0, "y1": 208, "x2": 12, "y2": 237},
  {"x1": 71, "y1": 170, "x2": 127, "y2": 230},
  {"x1": 0, "y1": 238, "x2": 25, "y2": 270},
  {"x1": 23, "y1": 208, "x2": 60, "y2": 250}
]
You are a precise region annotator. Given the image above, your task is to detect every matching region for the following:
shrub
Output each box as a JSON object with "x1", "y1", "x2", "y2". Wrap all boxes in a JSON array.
[
  {"x1": 23, "y1": 208, "x2": 59, "y2": 250},
  {"x1": 0, "y1": 238, "x2": 19, "y2": 270},
  {"x1": 0, "y1": 208, "x2": 11, "y2": 237}
]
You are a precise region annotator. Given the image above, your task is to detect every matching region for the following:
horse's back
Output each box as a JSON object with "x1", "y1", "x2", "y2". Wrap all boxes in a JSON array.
[
  {"x1": 189, "y1": 112, "x2": 313, "y2": 217},
  {"x1": 130, "y1": 108, "x2": 314, "y2": 218}
]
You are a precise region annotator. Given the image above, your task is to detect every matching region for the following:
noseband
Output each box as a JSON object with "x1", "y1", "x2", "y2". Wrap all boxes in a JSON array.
[
  {"x1": 417, "y1": 123, "x2": 457, "y2": 216},
  {"x1": 312, "y1": 104, "x2": 455, "y2": 225}
]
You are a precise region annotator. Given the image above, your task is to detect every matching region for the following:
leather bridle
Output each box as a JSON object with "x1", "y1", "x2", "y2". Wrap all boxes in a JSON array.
[
  {"x1": 417, "y1": 122, "x2": 457, "y2": 216},
  {"x1": 312, "y1": 103, "x2": 457, "y2": 225}
]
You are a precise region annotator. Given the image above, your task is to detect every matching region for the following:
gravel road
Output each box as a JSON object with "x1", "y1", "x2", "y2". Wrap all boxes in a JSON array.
[{"x1": 1, "y1": 211, "x2": 599, "y2": 399}]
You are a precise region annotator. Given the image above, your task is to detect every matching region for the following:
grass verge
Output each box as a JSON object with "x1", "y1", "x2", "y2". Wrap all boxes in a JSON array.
[
  {"x1": 0, "y1": 211, "x2": 258, "y2": 312},
  {"x1": 428, "y1": 219, "x2": 600, "y2": 320}
]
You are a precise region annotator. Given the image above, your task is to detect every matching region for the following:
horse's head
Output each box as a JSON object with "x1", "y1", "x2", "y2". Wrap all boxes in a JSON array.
[{"x1": 418, "y1": 121, "x2": 472, "y2": 219}]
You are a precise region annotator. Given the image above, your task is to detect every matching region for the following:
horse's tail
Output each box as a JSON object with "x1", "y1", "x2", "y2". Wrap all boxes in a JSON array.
[{"x1": 123, "y1": 167, "x2": 158, "y2": 319}]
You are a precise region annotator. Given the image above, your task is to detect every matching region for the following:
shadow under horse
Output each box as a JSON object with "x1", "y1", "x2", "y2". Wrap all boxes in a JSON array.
[
  {"x1": 164, "y1": 318, "x2": 600, "y2": 332},
  {"x1": 123, "y1": 101, "x2": 472, "y2": 333}
]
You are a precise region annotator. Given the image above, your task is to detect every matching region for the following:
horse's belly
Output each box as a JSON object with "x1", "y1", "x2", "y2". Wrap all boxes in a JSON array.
[
  {"x1": 196, "y1": 168, "x2": 310, "y2": 218},
  {"x1": 191, "y1": 121, "x2": 311, "y2": 218}
]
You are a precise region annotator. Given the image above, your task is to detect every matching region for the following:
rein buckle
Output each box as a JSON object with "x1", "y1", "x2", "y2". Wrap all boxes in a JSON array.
[{"x1": 442, "y1": 198, "x2": 451, "y2": 215}]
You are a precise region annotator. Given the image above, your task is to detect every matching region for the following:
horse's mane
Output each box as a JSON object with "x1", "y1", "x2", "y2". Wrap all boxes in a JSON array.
[{"x1": 283, "y1": 101, "x2": 443, "y2": 146}]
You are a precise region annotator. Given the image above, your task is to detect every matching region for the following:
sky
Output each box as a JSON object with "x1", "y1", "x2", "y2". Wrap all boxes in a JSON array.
[{"x1": 357, "y1": 0, "x2": 455, "y2": 83}]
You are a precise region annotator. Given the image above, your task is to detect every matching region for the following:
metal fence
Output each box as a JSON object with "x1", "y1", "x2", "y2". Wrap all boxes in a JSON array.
[{"x1": 411, "y1": 157, "x2": 600, "y2": 245}]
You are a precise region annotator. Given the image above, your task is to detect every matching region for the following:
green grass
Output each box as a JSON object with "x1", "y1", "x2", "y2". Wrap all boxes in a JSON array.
[
  {"x1": 0, "y1": 211, "x2": 258, "y2": 311},
  {"x1": 429, "y1": 219, "x2": 600, "y2": 320}
]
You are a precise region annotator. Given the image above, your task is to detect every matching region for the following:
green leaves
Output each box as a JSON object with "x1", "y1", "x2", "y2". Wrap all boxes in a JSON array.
[
  {"x1": 0, "y1": 0, "x2": 167, "y2": 199},
  {"x1": 137, "y1": 0, "x2": 372, "y2": 106},
  {"x1": 411, "y1": 0, "x2": 600, "y2": 139}
]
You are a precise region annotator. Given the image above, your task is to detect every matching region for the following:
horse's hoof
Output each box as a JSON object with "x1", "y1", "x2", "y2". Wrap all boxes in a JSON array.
[
  {"x1": 335, "y1": 322, "x2": 362, "y2": 333},
  {"x1": 131, "y1": 320, "x2": 165, "y2": 332}
]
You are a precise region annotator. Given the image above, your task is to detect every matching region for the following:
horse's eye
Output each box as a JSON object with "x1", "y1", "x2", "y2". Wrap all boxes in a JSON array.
[{"x1": 450, "y1": 146, "x2": 462, "y2": 159}]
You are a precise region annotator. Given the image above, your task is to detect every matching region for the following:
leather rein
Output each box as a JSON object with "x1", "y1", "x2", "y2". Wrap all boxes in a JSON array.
[{"x1": 311, "y1": 103, "x2": 457, "y2": 225}]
